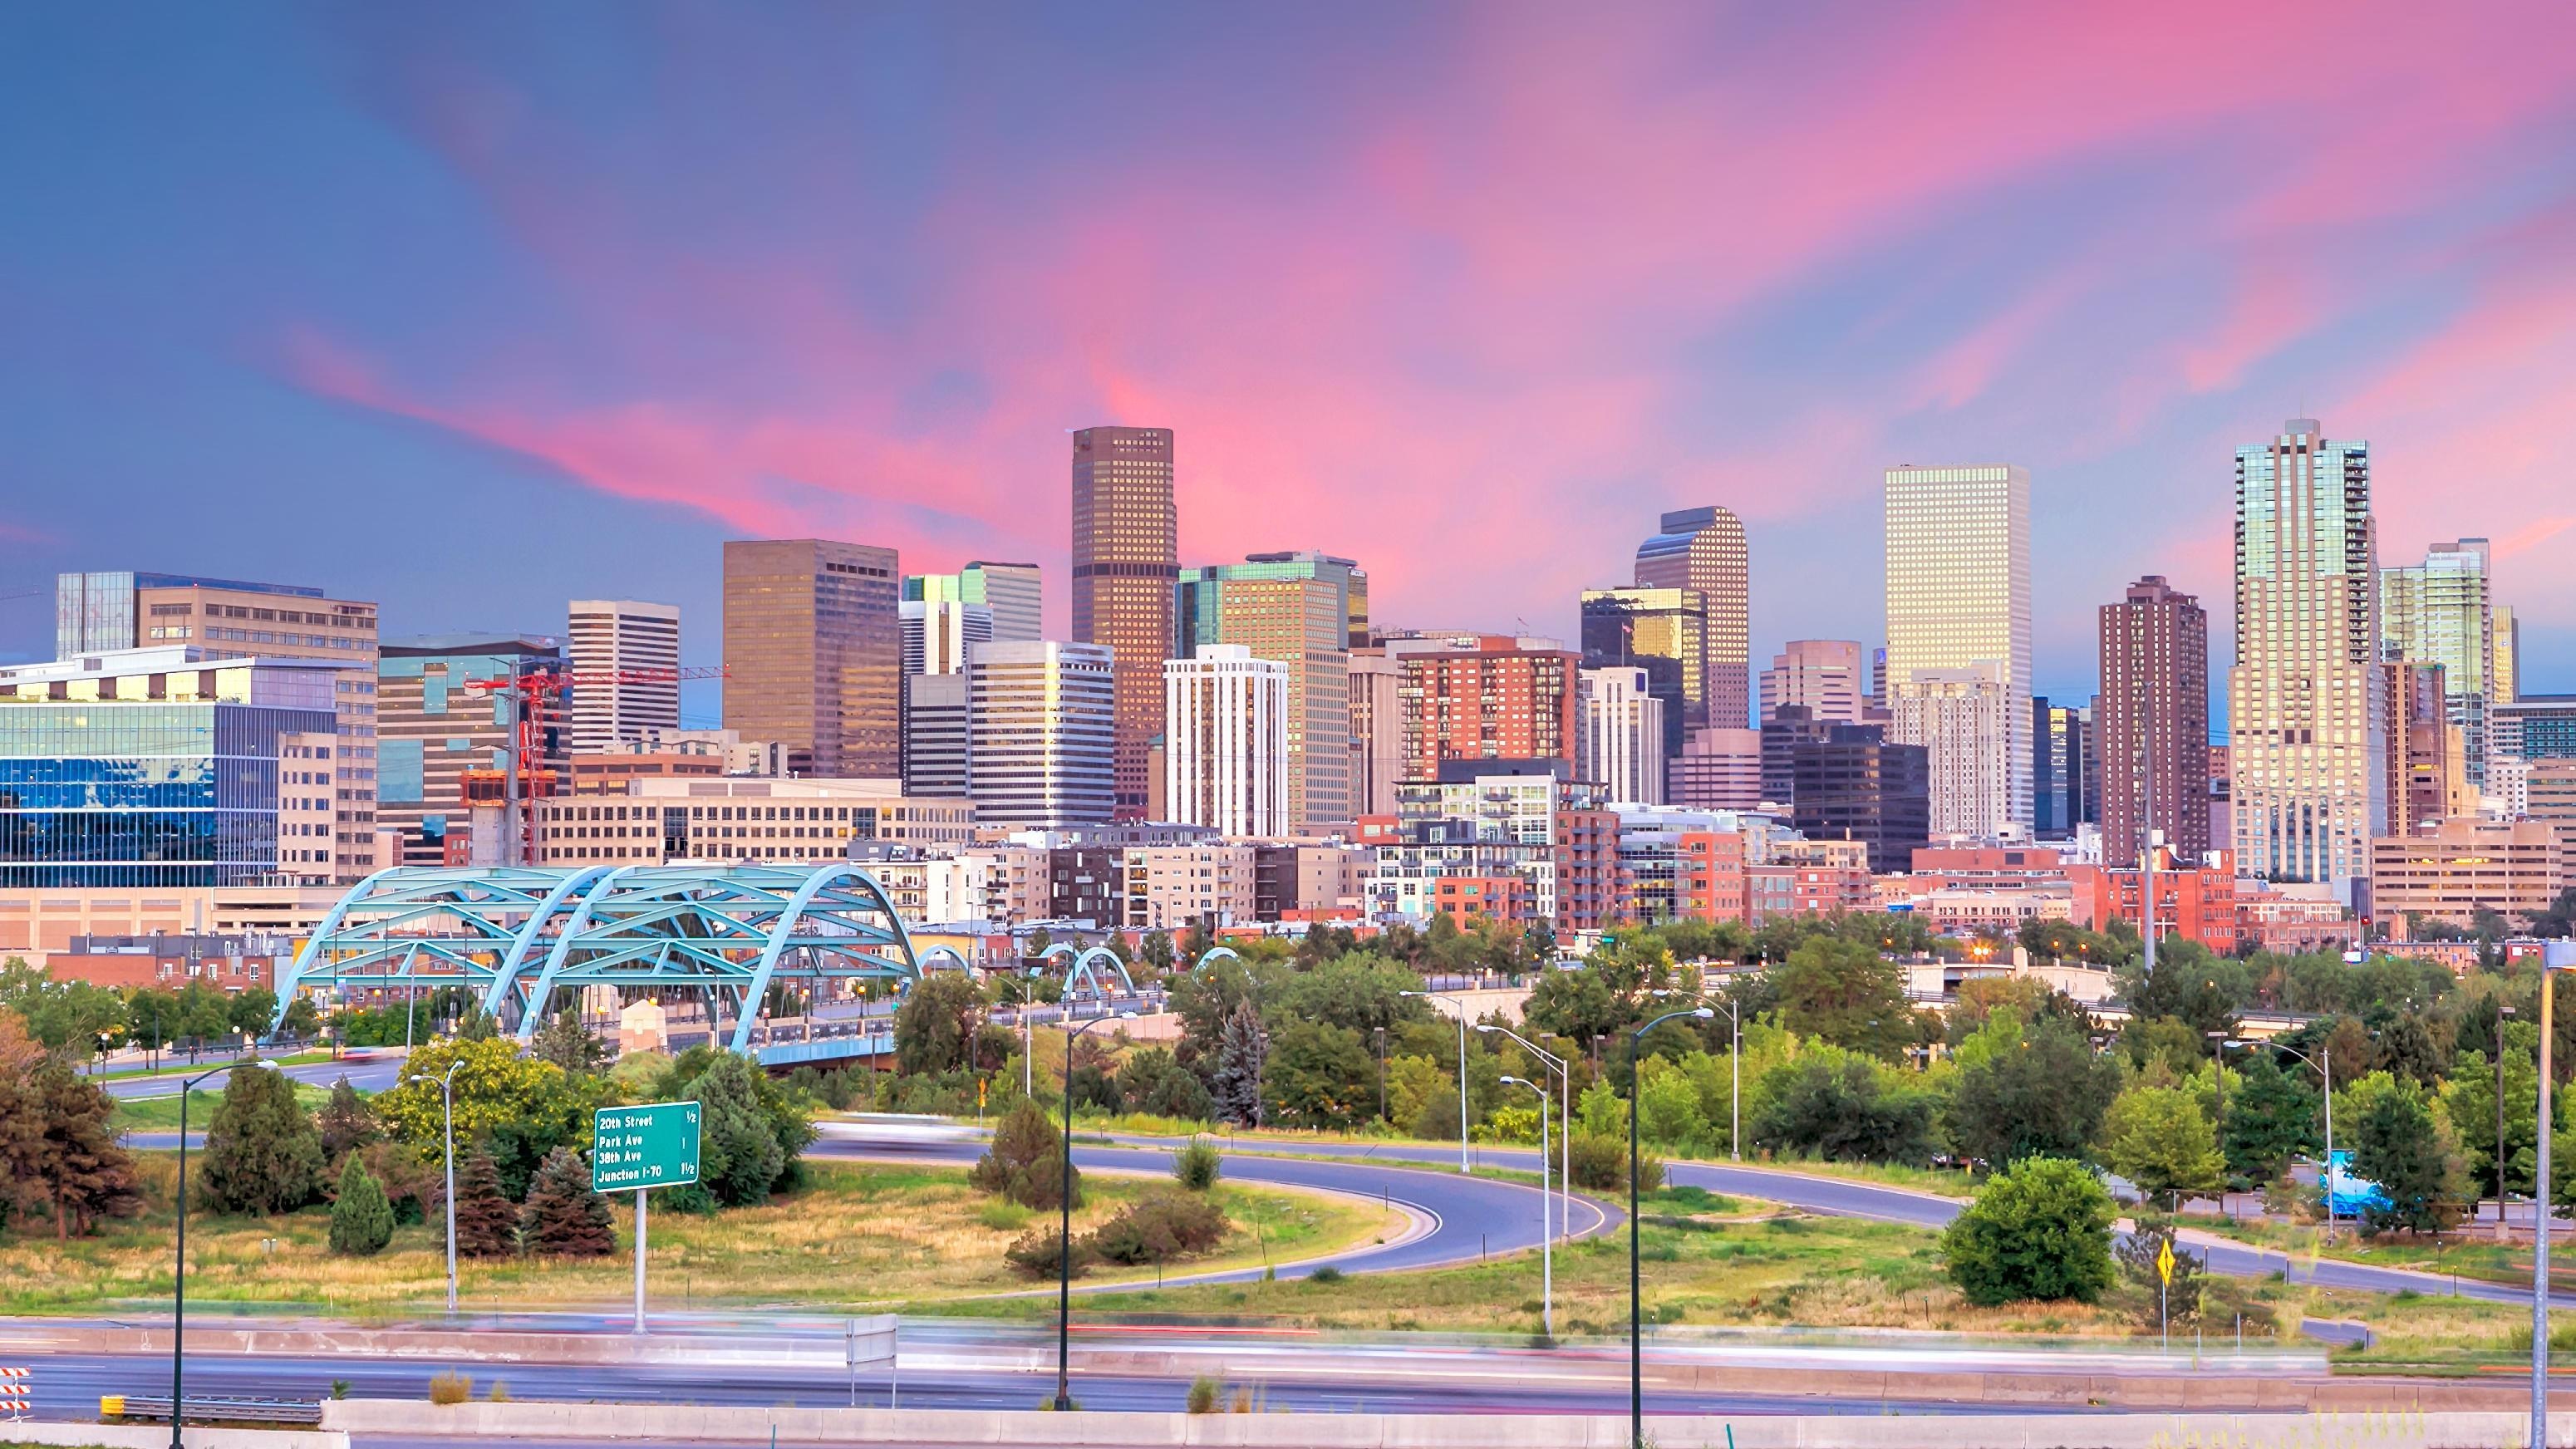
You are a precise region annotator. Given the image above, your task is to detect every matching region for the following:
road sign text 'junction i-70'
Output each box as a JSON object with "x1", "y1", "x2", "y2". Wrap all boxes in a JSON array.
[{"x1": 592, "y1": 1102, "x2": 701, "y2": 1192}]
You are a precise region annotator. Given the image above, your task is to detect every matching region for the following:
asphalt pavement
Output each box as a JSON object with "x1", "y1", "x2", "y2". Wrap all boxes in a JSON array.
[{"x1": 101, "y1": 1051, "x2": 410, "y2": 1100}]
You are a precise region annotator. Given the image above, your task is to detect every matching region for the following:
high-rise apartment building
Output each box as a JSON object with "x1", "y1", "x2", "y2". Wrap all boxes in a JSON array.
[
  {"x1": 899, "y1": 598, "x2": 993, "y2": 676},
  {"x1": 2229, "y1": 419, "x2": 2386, "y2": 887},
  {"x1": 1633, "y1": 506, "x2": 1749, "y2": 729},
  {"x1": 907, "y1": 563, "x2": 1043, "y2": 644},
  {"x1": 1666, "y1": 726, "x2": 1762, "y2": 811},
  {"x1": 1176, "y1": 552, "x2": 1356, "y2": 832},
  {"x1": 56, "y1": 571, "x2": 381, "y2": 880},
  {"x1": 2381, "y1": 538, "x2": 2493, "y2": 788},
  {"x1": 1070, "y1": 426, "x2": 1177, "y2": 818},
  {"x1": 378, "y1": 633, "x2": 563, "y2": 867},
  {"x1": 1389, "y1": 636, "x2": 1579, "y2": 782},
  {"x1": 1580, "y1": 587, "x2": 1703, "y2": 759},
  {"x1": 1577, "y1": 666, "x2": 1666, "y2": 805},
  {"x1": 967, "y1": 641, "x2": 1115, "y2": 828},
  {"x1": 2031, "y1": 700, "x2": 2093, "y2": 838},
  {"x1": 1890, "y1": 665, "x2": 2018, "y2": 837},
  {"x1": 721, "y1": 539, "x2": 901, "y2": 779},
  {"x1": 1163, "y1": 645, "x2": 1290, "y2": 837},
  {"x1": 2097, "y1": 576, "x2": 2209, "y2": 866},
  {"x1": 1761, "y1": 640, "x2": 1864, "y2": 726},
  {"x1": 566, "y1": 600, "x2": 681, "y2": 754},
  {"x1": 1347, "y1": 647, "x2": 1403, "y2": 818},
  {"x1": 1883, "y1": 464, "x2": 2033, "y2": 834}
]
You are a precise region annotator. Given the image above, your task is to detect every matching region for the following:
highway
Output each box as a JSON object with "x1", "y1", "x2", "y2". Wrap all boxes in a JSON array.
[{"x1": 101, "y1": 1051, "x2": 410, "y2": 1100}]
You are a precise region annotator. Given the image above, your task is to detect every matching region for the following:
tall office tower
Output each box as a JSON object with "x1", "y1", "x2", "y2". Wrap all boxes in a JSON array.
[
  {"x1": 1890, "y1": 666, "x2": 2015, "y2": 837},
  {"x1": 898, "y1": 598, "x2": 993, "y2": 675},
  {"x1": 565, "y1": 600, "x2": 681, "y2": 754},
  {"x1": 378, "y1": 633, "x2": 563, "y2": 867},
  {"x1": 1388, "y1": 636, "x2": 1581, "y2": 781},
  {"x1": 966, "y1": 641, "x2": 1115, "y2": 828},
  {"x1": 2494, "y1": 605, "x2": 2521, "y2": 705},
  {"x1": 57, "y1": 570, "x2": 381, "y2": 881},
  {"x1": 1347, "y1": 647, "x2": 1403, "y2": 818},
  {"x1": 1343, "y1": 566, "x2": 1371, "y2": 649},
  {"x1": 901, "y1": 673, "x2": 970, "y2": 798},
  {"x1": 2387, "y1": 661, "x2": 2457, "y2": 832},
  {"x1": 907, "y1": 563, "x2": 1043, "y2": 643},
  {"x1": 2382, "y1": 538, "x2": 2494, "y2": 788},
  {"x1": 1580, "y1": 587, "x2": 1704, "y2": 759},
  {"x1": 1070, "y1": 425, "x2": 1177, "y2": 818},
  {"x1": 722, "y1": 539, "x2": 901, "y2": 779},
  {"x1": 1761, "y1": 640, "x2": 1865, "y2": 725},
  {"x1": 1633, "y1": 506, "x2": 1750, "y2": 729},
  {"x1": 2230, "y1": 419, "x2": 2386, "y2": 887},
  {"x1": 1163, "y1": 645, "x2": 1291, "y2": 837},
  {"x1": 1761, "y1": 705, "x2": 1833, "y2": 807},
  {"x1": 1787, "y1": 724, "x2": 1933, "y2": 874},
  {"x1": 1884, "y1": 464, "x2": 2033, "y2": 834},
  {"x1": 1577, "y1": 666, "x2": 1667, "y2": 804},
  {"x1": 1665, "y1": 726, "x2": 1762, "y2": 810},
  {"x1": 1869, "y1": 648, "x2": 1888, "y2": 706},
  {"x1": 1176, "y1": 552, "x2": 1358, "y2": 832},
  {"x1": 2031, "y1": 699, "x2": 2094, "y2": 837},
  {"x1": 2096, "y1": 576, "x2": 2210, "y2": 866}
]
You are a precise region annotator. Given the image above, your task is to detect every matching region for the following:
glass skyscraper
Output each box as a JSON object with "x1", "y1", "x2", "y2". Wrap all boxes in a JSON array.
[
  {"x1": 1175, "y1": 551, "x2": 1359, "y2": 833},
  {"x1": 1883, "y1": 464, "x2": 2033, "y2": 836},
  {"x1": 2381, "y1": 538, "x2": 2493, "y2": 788},
  {"x1": 1580, "y1": 587, "x2": 1705, "y2": 759}
]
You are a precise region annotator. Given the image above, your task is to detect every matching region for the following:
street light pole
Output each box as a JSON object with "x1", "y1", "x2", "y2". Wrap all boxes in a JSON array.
[
  {"x1": 1502, "y1": 1075, "x2": 1551, "y2": 1338},
  {"x1": 2274, "y1": 1043, "x2": 2336, "y2": 1245},
  {"x1": 407, "y1": 1061, "x2": 467, "y2": 1314},
  {"x1": 171, "y1": 1064, "x2": 224, "y2": 1449},
  {"x1": 1476, "y1": 1023, "x2": 1571, "y2": 1247},
  {"x1": 1629, "y1": 1006, "x2": 1712, "y2": 1449},
  {"x1": 1404, "y1": 990, "x2": 1470, "y2": 1172},
  {"x1": 2537, "y1": 946, "x2": 2571, "y2": 1449},
  {"x1": 1054, "y1": 1010, "x2": 1135, "y2": 1412},
  {"x1": 2499, "y1": 1004, "x2": 2516, "y2": 1245}
]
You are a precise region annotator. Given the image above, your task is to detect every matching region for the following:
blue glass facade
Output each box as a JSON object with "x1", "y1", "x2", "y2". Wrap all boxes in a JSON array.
[{"x1": 0, "y1": 700, "x2": 333, "y2": 887}]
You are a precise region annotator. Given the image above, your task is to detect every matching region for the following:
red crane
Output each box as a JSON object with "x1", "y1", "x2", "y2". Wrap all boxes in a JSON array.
[{"x1": 462, "y1": 665, "x2": 730, "y2": 865}]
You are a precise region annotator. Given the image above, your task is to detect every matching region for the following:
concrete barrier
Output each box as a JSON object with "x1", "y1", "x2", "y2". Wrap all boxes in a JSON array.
[
  {"x1": 2, "y1": 1422, "x2": 346, "y2": 1449},
  {"x1": 317, "y1": 1399, "x2": 2574, "y2": 1447}
]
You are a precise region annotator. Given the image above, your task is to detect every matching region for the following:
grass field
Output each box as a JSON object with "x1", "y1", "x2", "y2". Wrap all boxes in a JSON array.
[
  {"x1": 0, "y1": 1157, "x2": 1397, "y2": 1317},
  {"x1": 110, "y1": 1083, "x2": 335, "y2": 1135}
]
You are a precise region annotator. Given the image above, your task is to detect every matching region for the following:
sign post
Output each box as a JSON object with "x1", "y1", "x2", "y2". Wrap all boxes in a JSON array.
[
  {"x1": 2156, "y1": 1236, "x2": 2175, "y2": 1353},
  {"x1": 592, "y1": 1101, "x2": 702, "y2": 1336}
]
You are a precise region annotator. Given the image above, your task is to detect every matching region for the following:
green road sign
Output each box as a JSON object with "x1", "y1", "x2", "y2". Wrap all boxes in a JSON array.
[{"x1": 592, "y1": 1100, "x2": 701, "y2": 1192}]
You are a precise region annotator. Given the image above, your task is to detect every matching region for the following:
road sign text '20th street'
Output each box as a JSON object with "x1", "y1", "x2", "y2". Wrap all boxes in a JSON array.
[{"x1": 592, "y1": 1102, "x2": 702, "y2": 1192}]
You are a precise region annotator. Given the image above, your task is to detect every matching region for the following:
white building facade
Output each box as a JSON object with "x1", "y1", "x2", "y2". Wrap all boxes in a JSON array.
[
  {"x1": 1578, "y1": 666, "x2": 1666, "y2": 804},
  {"x1": 1163, "y1": 646, "x2": 1290, "y2": 838}
]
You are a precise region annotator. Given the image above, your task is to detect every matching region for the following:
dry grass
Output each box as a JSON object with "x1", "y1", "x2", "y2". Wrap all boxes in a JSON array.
[{"x1": 0, "y1": 1157, "x2": 1396, "y2": 1316}]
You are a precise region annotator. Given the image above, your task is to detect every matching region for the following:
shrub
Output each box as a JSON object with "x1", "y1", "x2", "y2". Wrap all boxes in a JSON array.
[
  {"x1": 1308, "y1": 1265, "x2": 1345, "y2": 1284},
  {"x1": 327, "y1": 1155, "x2": 395, "y2": 1256},
  {"x1": 971, "y1": 1099, "x2": 1081, "y2": 1211},
  {"x1": 519, "y1": 1146, "x2": 617, "y2": 1257},
  {"x1": 1186, "y1": 1377, "x2": 1220, "y2": 1414},
  {"x1": 427, "y1": 1372, "x2": 472, "y2": 1405},
  {"x1": 1566, "y1": 1132, "x2": 1663, "y2": 1192},
  {"x1": 1172, "y1": 1137, "x2": 1222, "y2": 1191},
  {"x1": 1941, "y1": 1157, "x2": 2117, "y2": 1307},
  {"x1": 1004, "y1": 1225, "x2": 1094, "y2": 1279},
  {"x1": 1087, "y1": 1190, "x2": 1231, "y2": 1265},
  {"x1": 486, "y1": 1381, "x2": 511, "y2": 1402},
  {"x1": 977, "y1": 1198, "x2": 1034, "y2": 1232},
  {"x1": 691, "y1": 1050, "x2": 789, "y2": 1207},
  {"x1": 199, "y1": 1063, "x2": 327, "y2": 1216}
]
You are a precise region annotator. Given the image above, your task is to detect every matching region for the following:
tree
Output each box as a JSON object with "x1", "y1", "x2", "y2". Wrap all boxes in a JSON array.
[
  {"x1": 1266, "y1": 955, "x2": 1428, "y2": 1039},
  {"x1": 1522, "y1": 965, "x2": 1624, "y2": 1052},
  {"x1": 1942, "y1": 1157, "x2": 2117, "y2": 1306},
  {"x1": 971, "y1": 1099, "x2": 1080, "y2": 1211},
  {"x1": 373, "y1": 1036, "x2": 602, "y2": 1200},
  {"x1": 2111, "y1": 945, "x2": 2250, "y2": 1042},
  {"x1": 520, "y1": 1147, "x2": 617, "y2": 1256},
  {"x1": 226, "y1": 988, "x2": 279, "y2": 1043},
  {"x1": 893, "y1": 972, "x2": 987, "y2": 1077},
  {"x1": 11, "y1": 1057, "x2": 143, "y2": 1237},
  {"x1": 1944, "y1": 1017, "x2": 2120, "y2": 1168},
  {"x1": 1384, "y1": 1054, "x2": 1447, "y2": 1128},
  {"x1": 316, "y1": 1076, "x2": 377, "y2": 1162},
  {"x1": 691, "y1": 1051, "x2": 789, "y2": 1207},
  {"x1": 450, "y1": 1146, "x2": 520, "y2": 1258},
  {"x1": 2350, "y1": 1078, "x2": 2469, "y2": 1238},
  {"x1": 328, "y1": 1155, "x2": 395, "y2": 1255},
  {"x1": 1141, "y1": 931, "x2": 1176, "y2": 974},
  {"x1": 1116, "y1": 1046, "x2": 1214, "y2": 1122},
  {"x1": 2225, "y1": 1053, "x2": 2323, "y2": 1185},
  {"x1": 1212, "y1": 998, "x2": 1269, "y2": 1128},
  {"x1": 280, "y1": 996, "x2": 322, "y2": 1040},
  {"x1": 1261, "y1": 1021, "x2": 1376, "y2": 1130},
  {"x1": 532, "y1": 1009, "x2": 606, "y2": 1074},
  {"x1": 1766, "y1": 936, "x2": 1922, "y2": 1060},
  {"x1": 199, "y1": 1063, "x2": 327, "y2": 1216},
  {"x1": 1748, "y1": 1050, "x2": 1939, "y2": 1165},
  {"x1": 2101, "y1": 1085, "x2": 2225, "y2": 1211}
]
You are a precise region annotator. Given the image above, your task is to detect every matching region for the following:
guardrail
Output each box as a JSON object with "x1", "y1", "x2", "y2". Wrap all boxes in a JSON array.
[{"x1": 101, "y1": 1394, "x2": 325, "y2": 1425}]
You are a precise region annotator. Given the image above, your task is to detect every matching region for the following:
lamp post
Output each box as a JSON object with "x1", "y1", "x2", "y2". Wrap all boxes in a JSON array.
[
  {"x1": 2210, "y1": 1034, "x2": 2234, "y2": 1216},
  {"x1": 406, "y1": 1060, "x2": 467, "y2": 1314},
  {"x1": 173, "y1": 1059, "x2": 275, "y2": 1449},
  {"x1": 2271, "y1": 1042, "x2": 2335, "y2": 1245},
  {"x1": 1502, "y1": 1075, "x2": 1551, "y2": 1338},
  {"x1": 2498, "y1": 1004, "x2": 2516, "y2": 1245},
  {"x1": 1373, "y1": 1028, "x2": 1388, "y2": 1123},
  {"x1": 2535, "y1": 942, "x2": 2576, "y2": 1449},
  {"x1": 1630, "y1": 1006, "x2": 1713, "y2": 1449},
  {"x1": 1710, "y1": 995, "x2": 1745, "y2": 1162},
  {"x1": 1403, "y1": 990, "x2": 1470, "y2": 1172},
  {"x1": 1477, "y1": 1023, "x2": 1571, "y2": 1245},
  {"x1": 1054, "y1": 1010, "x2": 1136, "y2": 1412}
]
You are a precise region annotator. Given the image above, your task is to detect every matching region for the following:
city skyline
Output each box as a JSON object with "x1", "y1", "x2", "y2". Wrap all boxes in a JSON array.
[{"x1": 4, "y1": 6, "x2": 2575, "y2": 726}]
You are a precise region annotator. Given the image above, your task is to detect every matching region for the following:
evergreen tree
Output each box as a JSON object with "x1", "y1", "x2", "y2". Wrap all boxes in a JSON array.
[
  {"x1": 328, "y1": 1155, "x2": 395, "y2": 1256},
  {"x1": 519, "y1": 1147, "x2": 617, "y2": 1256},
  {"x1": 2225, "y1": 1054, "x2": 2323, "y2": 1184},
  {"x1": 2351, "y1": 1079, "x2": 2470, "y2": 1237},
  {"x1": 532, "y1": 1009, "x2": 605, "y2": 1074},
  {"x1": 25, "y1": 1059, "x2": 143, "y2": 1238},
  {"x1": 1212, "y1": 998, "x2": 1268, "y2": 1128},
  {"x1": 199, "y1": 1063, "x2": 327, "y2": 1216},
  {"x1": 692, "y1": 1051, "x2": 788, "y2": 1206},
  {"x1": 970, "y1": 1098, "x2": 1080, "y2": 1210},
  {"x1": 450, "y1": 1145, "x2": 520, "y2": 1258},
  {"x1": 316, "y1": 1076, "x2": 377, "y2": 1162}
]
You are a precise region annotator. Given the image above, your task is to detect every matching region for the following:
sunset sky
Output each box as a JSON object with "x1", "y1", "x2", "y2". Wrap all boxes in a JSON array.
[{"x1": 5, "y1": 3, "x2": 2573, "y2": 723}]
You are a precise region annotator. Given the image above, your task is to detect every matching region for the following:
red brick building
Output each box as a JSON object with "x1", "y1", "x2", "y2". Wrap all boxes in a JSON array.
[
  {"x1": 2068, "y1": 847, "x2": 2239, "y2": 953},
  {"x1": 44, "y1": 933, "x2": 293, "y2": 993},
  {"x1": 1553, "y1": 803, "x2": 1621, "y2": 936},
  {"x1": 1675, "y1": 829, "x2": 1750, "y2": 923},
  {"x1": 1432, "y1": 874, "x2": 1535, "y2": 927},
  {"x1": 1394, "y1": 636, "x2": 1579, "y2": 781}
]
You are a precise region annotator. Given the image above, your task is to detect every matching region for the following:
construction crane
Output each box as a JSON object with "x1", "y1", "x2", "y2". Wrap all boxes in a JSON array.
[{"x1": 462, "y1": 665, "x2": 729, "y2": 866}]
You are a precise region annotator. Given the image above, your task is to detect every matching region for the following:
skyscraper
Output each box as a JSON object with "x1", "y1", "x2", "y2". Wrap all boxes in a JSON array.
[
  {"x1": 2381, "y1": 538, "x2": 2493, "y2": 787},
  {"x1": 1884, "y1": 464, "x2": 2033, "y2": 835},
  {"x1": 1665, "y1": 726, "x2": 1762, "y2": 811},
  {"x1": 967, "y1": 641, "x2": 1115, "y2": 828},
  {"x1": 2229, "y1": 418, "x2": 2385, "y2": 887},
  {"x1": 721, "y1": 539, "x2": 902, "y2": 779},
  {"x1": 2097, "y1": 576, "x2": 2209, "y2": 866},
  {"x1": 2495, "y1": 605, "x2": 2522, "y2": 706},
  {"x1": 1175, "y1": 551, "x2": 1357, "y2": 832},
  {"x1": 1580, "y1": 587, "x2": 1704, "y2": 759},
  {"x1": 1163, "y1": 645, "x2": 1290, "y2": 837},
  {"x1": 1070, "y1": 425, "x2": 1177, "y2": 818},
  {"x1": 907, "y1": 562, "x2": 1043, "y2": 643},
  {"x1": 1347, "y1": 647, "x2": 1403, "y2": 818},
  {"x1": 898, "y1": 598, "x2": 993, "y2": 675},
  {"x1": 1577, "y1": 666, "x2": 1666, "y2": 804},
  {"x1": 378, "y1": 632, "x2": 563, "y2": 867},
  {"x1": 566, "y1": 600, "x2": 681, "y2": 753},
  {"x1": 1632, "y1": 506, "x2": 1749, "y2": 729},
  {"x1": 1761, "y1": 640, "x2": 1865, "y2": 725},
  {"x1": 2031, "y1": 699, "x2": 2093, "y2": 837}
]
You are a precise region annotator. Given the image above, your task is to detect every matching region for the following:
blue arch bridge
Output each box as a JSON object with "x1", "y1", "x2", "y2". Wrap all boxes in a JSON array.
[{"x1": 267, "y1": 863, "x2": 952, "y2": 1065}]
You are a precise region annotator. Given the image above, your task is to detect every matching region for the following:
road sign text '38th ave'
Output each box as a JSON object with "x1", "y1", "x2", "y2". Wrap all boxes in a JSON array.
[{"x1": 592, "y1": 1102, "x2": 701, "y2": 1192}]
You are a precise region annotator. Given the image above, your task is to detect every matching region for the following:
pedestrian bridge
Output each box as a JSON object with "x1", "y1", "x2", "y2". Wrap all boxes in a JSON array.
[{"x1": 268, "y1": 863, "x2": 924, "y2": 1054}]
